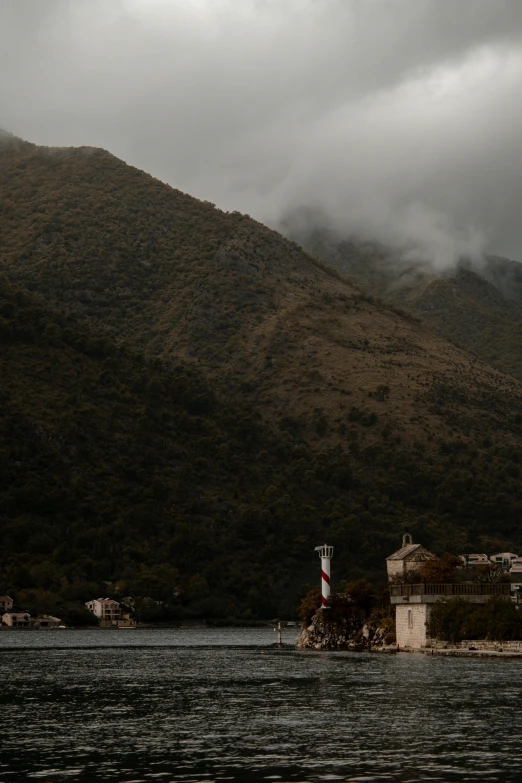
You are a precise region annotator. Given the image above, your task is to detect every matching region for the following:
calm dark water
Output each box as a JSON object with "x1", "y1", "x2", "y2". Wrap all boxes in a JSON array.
[{"x1": 1, "y1": 627, "x2": 521, "y2": 782}]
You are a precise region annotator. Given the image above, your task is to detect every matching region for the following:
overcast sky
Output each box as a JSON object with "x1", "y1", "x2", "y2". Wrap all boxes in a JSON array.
[{"x1": 2, "y1": 0, "x2": 522, "y2": 267}]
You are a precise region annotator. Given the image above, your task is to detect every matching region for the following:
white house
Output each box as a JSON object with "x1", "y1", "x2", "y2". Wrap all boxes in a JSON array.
[
  {"x1": 490, "y1": 552, "x2": 518, "y2": 568},
  {"x1": 460, "y1": 554, "x2": 489, "y2": 566},
  {"x1": 510, "y1": 558, "x2": 522, "y2": 575},
  {"x1": 511, "y1": 583, "x2": 522, "y2": 603},
  {"x1": 2, "y1": 612, "x2": 33, "y2": 627},
  {"x1": 85, "y1": 598, "x2": 121, "y2": 625}
]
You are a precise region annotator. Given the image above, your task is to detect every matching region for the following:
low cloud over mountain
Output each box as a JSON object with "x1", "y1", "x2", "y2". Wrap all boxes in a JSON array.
[{"x1": 2, "y1": 1, "x2": 522, "y2": 267}]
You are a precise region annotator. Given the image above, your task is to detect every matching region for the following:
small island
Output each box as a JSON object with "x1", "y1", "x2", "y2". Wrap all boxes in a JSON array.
[{"x1": 297, "y1": 535, "x2": 522, "y2": 655}]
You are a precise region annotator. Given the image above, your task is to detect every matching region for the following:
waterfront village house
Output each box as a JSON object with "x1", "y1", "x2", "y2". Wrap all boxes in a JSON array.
[
  {"x1": 85, "y1": 598, "x2": 121, "y2": 626},
  {"x1": 33, "y1": 615, "x2": 61, "y2": 629},
  {"x1": 0, "y1": 596, "x2": 13, "y2": 613},
  {"x1": 2, "y1": 612, "x2": 33, "y2": 628},
  {"x1": 388, "y1": 536, "x2": 512, "y2": 649}
]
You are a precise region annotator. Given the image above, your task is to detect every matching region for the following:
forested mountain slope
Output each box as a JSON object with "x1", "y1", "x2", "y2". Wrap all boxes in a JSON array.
[
  {"x1": 0, "y1": 276, "x2": 344, "y2": 619},
  {"x1": 2, "y1": 138, "x2": 522, "y2": 619},
  {"x1": 296, "y1": 227, "x2": 522, "y2": 380},
  {"x1": 2, "y1": 140, "x2": 522, "y2": 448}
]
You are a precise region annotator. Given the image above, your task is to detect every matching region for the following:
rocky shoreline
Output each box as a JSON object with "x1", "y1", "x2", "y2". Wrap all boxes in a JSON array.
[{"x1": 295, "y1": 609, "x2": 390, "y2": 651}]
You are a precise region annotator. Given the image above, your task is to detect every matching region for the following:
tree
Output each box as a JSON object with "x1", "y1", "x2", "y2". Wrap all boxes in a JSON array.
[
  {"x1": 374, "y1": 385, "x2": 390, "y2": 402},
  {"x1": 338, "y1": 578, "x2": 375, "y2": 616},
  {"x1": 419, "y1": 554, "x2": 461, "y2": 583},
  {"x1": 127, "y1": 563, "x2": 180, "y2": 603},
  {"x1": 428, "y1": 596, "x2": 522, "y2": 643},
  {"x1": 474, "y1": 564, "x2": 510, "y2": 584},
  {"x1": 297, "y1": 586, "x2": 321, "y2": 626}
]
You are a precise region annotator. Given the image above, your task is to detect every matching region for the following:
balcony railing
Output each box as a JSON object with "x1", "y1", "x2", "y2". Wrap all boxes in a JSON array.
[{"x1": 390, "y1": 583, "x2": 511, "y2": 597}]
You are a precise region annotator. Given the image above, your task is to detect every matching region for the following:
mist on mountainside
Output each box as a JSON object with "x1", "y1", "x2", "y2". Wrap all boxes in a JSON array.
[
  {"x1": 2, "y1": 1, "x2": 522, "y2": 269},
  {"x1": 282, "y1": 208, "x2": 522, "y2": 381}
]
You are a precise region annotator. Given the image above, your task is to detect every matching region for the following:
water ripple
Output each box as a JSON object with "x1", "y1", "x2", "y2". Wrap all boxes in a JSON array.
[{"x1": 1, "y1": 629, "x2": 521, "y2": 781}]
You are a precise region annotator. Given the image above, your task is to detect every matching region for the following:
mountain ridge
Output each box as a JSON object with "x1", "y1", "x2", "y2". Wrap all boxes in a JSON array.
[
  {"x1": 2, "y1": 140, "x2": 521, "y2": 447},
  {"x1": 2, "y1": 140, "x2": 522, "y2": 618}
]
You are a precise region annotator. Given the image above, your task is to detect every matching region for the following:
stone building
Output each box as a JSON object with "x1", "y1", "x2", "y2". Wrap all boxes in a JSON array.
[
  {"x1": 388, "y1": 535, "x2": 511, "y2": 649},
  {"x1": 385, "y1": 534, "x2": 435, "y2": 581}
]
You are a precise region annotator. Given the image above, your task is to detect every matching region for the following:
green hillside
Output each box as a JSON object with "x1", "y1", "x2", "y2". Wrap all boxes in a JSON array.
[{"x1": 3, "y1": 139, "x2": 522, "y2": 620}]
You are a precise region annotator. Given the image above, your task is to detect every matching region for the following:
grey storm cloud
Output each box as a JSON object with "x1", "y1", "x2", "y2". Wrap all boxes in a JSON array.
[{"x1": 2, "y1": 0, "x2": 522, "y2": 267}]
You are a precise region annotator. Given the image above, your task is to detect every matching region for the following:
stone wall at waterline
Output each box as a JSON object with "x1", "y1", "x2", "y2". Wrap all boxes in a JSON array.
[{"x1": 428, "y1": 639, "x2": 522, "y2": 652}]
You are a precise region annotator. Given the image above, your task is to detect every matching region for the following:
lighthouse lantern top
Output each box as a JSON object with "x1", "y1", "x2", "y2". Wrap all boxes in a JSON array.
[{"x1": 315, "y1": 544, "x2": 334, "y2": 559}]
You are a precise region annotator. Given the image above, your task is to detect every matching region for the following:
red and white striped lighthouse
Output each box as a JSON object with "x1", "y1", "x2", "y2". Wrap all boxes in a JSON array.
[{"x1": 315, "y1": 544, "x2": 334, "y2": 606}]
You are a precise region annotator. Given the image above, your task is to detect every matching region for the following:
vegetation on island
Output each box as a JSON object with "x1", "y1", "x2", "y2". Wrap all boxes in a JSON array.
[
  {"x1": 428, "y1": 597, "x2": 522, "y2": 643},
  {"x1": 297, "y1": 580, "x2": 395, "y2": 646}
]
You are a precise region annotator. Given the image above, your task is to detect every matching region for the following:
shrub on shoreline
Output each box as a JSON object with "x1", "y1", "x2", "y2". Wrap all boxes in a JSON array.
[{"x1": 428, "y1": 596, "x2": 522, "y2": 643}]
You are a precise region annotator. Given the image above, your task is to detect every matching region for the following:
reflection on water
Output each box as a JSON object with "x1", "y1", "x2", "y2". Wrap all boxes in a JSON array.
[{"x1": 0, "y1": 628, "x2": 520, "y2": 782}]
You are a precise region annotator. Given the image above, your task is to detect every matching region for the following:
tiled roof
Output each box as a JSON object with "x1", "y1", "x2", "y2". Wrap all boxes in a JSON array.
[{"x1": 386, "y1": 544, "x2": 429, "y2": 561}]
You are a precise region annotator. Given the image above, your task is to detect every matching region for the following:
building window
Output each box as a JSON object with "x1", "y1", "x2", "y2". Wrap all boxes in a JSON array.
[{"x1": 408, "y1": 609, "x2": 413, "y2": 628}]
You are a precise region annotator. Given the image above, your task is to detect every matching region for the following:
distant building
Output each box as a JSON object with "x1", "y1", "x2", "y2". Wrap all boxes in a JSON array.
[
  {"x1": 0, "y1": 596, "x2": 13, "y2": 613},
  {"x1": 510, "y1": 558, "x2": 522, "y2": 575},
  {"x1": 490, "y1": 552, "x2": 518, "y2": 568},
  {"x1": 460, "y1": 554, "x2": 489, "y2": 566},
  {"x1": 388, "y1": 537, "x2": 511, "y2": 649},
  {"x1": 385, "y1": 534, "x2": 435, "y2": 582},
  {"x1": 34, "y1": 615, "x2": 62, "y2": 629},
  {"x1": 118, "y1": 610, "x2": 136, "y2": 627},
  {"x1": 85, "y1": 598, "x2": 121, "y2": 626},
  {"x1": 2, "y1": 612, "x2": 33, "y2": 628},
  {"x1": 511, "y1": 583, "x2": 522, "y2": 602}
]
